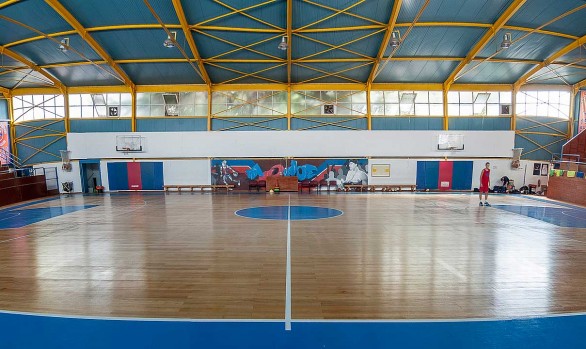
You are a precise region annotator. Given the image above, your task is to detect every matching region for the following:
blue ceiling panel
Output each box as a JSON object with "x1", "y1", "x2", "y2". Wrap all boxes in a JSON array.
[
  {"x1": 527, "y1": 65, "x2": 586, "y2": 85},
  {"x1": 292, "y1": 62, "x2": 372, "y2": 84},
  {"x1": 192, "y1": 31, "x2": 283, "y2": 60},
  {"x1": 121, "y1": 63, "x2": 205, "y2": 85},
  {"x1": 293, "y1": 0, "x2": 385, "y2": 29},
  {"x1": 8, "y1": 35, "x2": 101, "y2": 66},
  {"x1": 557, "y1": 47, "x2": 586, "y2": 63},
  {"x1": 0, "y1": 1, "x2": 72, "y2": 44},
  {"x1": 0, "y1": 70, "x2": 53, "y2": 89},
  {"x1": 390, "y1": 27, "x2": 486, "y2": 57},
  {"x1": 182, "y1": 1, "x2": 231, "y2": 24},
  {"x1": 0, "y1": 55, "x2": 23, "y2": 70},
  {"x1": 59, "y1": 0, "x2": 179, "y2": 28},
  {"x1": 211, "y1": 1, "x2": 286, "y2": 29},
  {"x1": 507, "y1": 0, "x2": 586, "y2": 37},
  {"x1": 373, "y1": 60, "x2": 460, "y2": 83},
  {"x1": 455, "y1": 62, "x2": 535, "y2": 84},
  {"x1": 402, "y1": 0, "x2": 512, "y2": 23},
  {"x1": 185, "y1": 0, "x2": 285, "y2": 30},
  {"x1": 47, "y1": 65, "x2": 124, "y2": 87},
  {"x1": 205, "y1": 62, "x2": 286, "y2": 84},
  {"x1": 293, "y1": 30, "x2": 383, "y2": 60},
  {"x1": 91, "y1": 30, "x2": 188, "y2": 60},
  {"x1": 476, "y1": 30, "x2": 574, "y2": 61}
]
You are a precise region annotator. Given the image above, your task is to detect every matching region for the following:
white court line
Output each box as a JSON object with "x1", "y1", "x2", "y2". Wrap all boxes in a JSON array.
[
  {"x1": 285, "y1": 195, "x2": 292, "y2": 331},
  {"x1": 2, "y1": 308, "x2": 586, "y2": 323}
]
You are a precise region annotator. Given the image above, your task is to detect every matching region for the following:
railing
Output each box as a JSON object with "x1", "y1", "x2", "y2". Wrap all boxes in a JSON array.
[{"x1": 0, "y1": 148, "x2": 24, "y2": 169}]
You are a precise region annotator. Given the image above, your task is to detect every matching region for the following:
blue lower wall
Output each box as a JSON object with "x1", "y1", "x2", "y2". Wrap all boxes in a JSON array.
[
  {"x1": 138, "y1": 118, "x2": 207, "y2": 132},
  {"x1": 70, "y1": 119, "x2": 131, "y2": 132},
  {"x1": 449, "y1": 117, "x2": 510, "y2": 130},
  {"x1": 371, "y1": 117, "x2": 443, "y2": 130}
]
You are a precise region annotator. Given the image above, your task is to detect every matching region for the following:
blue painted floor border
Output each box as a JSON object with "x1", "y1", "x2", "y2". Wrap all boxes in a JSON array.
[{"x1": 1, "y1": 311, "x2": 586, "y2": 349}]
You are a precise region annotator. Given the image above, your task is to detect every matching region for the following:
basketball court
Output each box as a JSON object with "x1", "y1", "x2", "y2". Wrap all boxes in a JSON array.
[{"x1": 1, "y1": 192, "x2": 586, "y2": 347}]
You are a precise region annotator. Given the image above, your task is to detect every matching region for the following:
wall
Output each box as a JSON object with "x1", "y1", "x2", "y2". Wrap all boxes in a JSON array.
[
  {"x1": 68, "y1": 130, "x2": 515, "y2": 159},
  {"x1": 34, "y1": 161, "x2": 83, "y2": 194}
]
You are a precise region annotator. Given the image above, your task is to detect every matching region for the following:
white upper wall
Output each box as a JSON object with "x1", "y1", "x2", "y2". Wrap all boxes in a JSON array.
[{"x1": 67, "y1": 131, "x2": 515, "y2": 159}]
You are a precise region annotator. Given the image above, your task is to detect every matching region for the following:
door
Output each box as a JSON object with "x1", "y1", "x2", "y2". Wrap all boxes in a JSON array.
[{"x1": 80, "y1": 160, "x2": 102, "y2": 193}]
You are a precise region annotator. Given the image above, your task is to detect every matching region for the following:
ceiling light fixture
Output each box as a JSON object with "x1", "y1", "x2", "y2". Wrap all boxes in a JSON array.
[
  {"x1": 163, "y1": 31, "x2": 177, "y2": 48},
  {"x1": 278, "y1": 36, "x2": 288, "y2": 51},
  {"x1": 500, "y1": 32, "x2": 512, "y2": 49},
  {"x1": 58, "y1": 38, "x2": 69, "y2": 52},
  {"x1": 389, "y1": 30, "x2": 401, "y2": 48}
]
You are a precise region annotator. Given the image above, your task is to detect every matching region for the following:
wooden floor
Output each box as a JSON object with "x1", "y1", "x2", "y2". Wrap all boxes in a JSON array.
[{"x1": 1, "y1": 192, "x2": 586, "y2": 320}]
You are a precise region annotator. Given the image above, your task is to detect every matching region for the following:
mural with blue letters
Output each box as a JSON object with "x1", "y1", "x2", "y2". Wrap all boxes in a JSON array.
[{"x1": 211, "y1": 158, "x2": 368, "y2": 190}]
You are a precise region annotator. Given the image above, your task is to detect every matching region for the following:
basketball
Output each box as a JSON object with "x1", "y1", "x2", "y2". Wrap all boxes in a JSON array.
[{"x1": 269, "y1": 189, "x2": 274, "y2": 194}]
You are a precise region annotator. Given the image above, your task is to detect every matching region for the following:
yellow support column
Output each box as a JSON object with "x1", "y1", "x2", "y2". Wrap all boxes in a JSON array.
[
  {"x1": 131, "y1": 88, "x2": 137, "y2": 132},
  {"x1": 7, "y1": 93, "x2": 17, "y2": 158},
  {"x1": 63, "y1": 88, "x2": 70, "y2": 133},
  {"x1": 207, "y1": 86, "x2": 212, "y2": 131},
  {"x1": 366, "y1": 83, "x2": 372, "y2": 130},
  {"x1": 568, "y1": 89, "x2": 575, "y2": 139},
  {"x1": 287, "y1": 86, "x2": 291, "y2": 130},
  {"x1": 511, "y1": 86, "x2": 519, "y2": 131},
  {"x1": 442, "y1": 86, "x2": 449, "y2": 130}
]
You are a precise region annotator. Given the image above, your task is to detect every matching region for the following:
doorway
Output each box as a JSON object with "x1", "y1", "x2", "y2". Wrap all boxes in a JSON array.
[{"x1": 80, "y1": 160, "x2": 102, "y2": 193}]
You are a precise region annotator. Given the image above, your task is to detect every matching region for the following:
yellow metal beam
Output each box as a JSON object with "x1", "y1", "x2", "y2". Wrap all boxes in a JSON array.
[
  {"x1": 296, "y1": 0, "x2": 366, "y2": 31},
  {"x1": 296, "y1": 0, "x2": 384, "y2": 27},
  {"x1": 44, "y1": 0, "x2": 134, "y2": 89},
  {"x1": 0, "y1": 0, "x2": 20, "y2": 9},
  {"x1": 511, "y1": 84, "x2": 518, "y2": 130},
  {"x1": 515, "y1": 34, "x2": 586, "y2": 89},
  {"x1": 287, "y1": 85, "x2": 291, "y2": 130},
  {"x1": 212, "y1": 0, "x2": 282, "y2": 31},
  {"x1": 0, "y1": 46, "x2": 65, "y2": 91},
  {"x1": 368, "y1": 0, "x2": 402, "y2": 84},
  {"x1": 294, "y1": 62, "x2": 363, "y2": 84},
  {"x1": 444, "y1": 0, "x2": 527, "y2": 90},
  {"x1": 7, "y1": 92, "x2": 17, "y2": 158},
  {"x1": 572, "y1": 77, "x2": 586, "y2": 94},
  {"x1": 443, "y1": 87, "x2": 448, "y2": 130},
  {"x1": 207, "y1": 85, "x2": 212, "y2": 131},
  {"x1": 172, "y1": 0, "x2": 211, "y2": 86},
  {"x1": 286, "y1": 0, "x2": 292, "y2": 85}
]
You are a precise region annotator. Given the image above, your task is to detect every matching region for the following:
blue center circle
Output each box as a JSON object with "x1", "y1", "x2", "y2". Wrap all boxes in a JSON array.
[{"x1": 235, "y1": 206, "x2": 343, "y2": 220}]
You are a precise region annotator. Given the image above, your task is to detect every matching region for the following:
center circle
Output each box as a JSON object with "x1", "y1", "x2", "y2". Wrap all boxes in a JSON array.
[{"x1": 235, "y1": 206, "x2": 343, "y2": 221}]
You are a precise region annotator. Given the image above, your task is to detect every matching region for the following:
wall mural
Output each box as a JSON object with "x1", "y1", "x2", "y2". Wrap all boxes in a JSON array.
[
  {"x1": 211, "y1": 158, "x2": 368, "y2": 190},
  {"x1": 0, "y1": 122, "x2": 9, "y2": 165}
]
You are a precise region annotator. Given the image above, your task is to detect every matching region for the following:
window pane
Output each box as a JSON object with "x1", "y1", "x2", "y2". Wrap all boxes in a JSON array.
[
  {"x1": 429, "y1": 91, "x2": 443, "y2": 103},
  {"x1": 385, "y1": 104, "x2": 399, "y2": 116},
  {"x1": 370, "y1": 91, "x2": 384, "y2": 103},
  {"x1": 447, "y1": 91, "x2": 459, "y2": 103},
  {"x1": 384, "y1": 91, "x2": 399, "y2": 103},
  {"x1": 459, "y1": 92, "x2": 473, "y2": 103},
  {"x1": 500, "y1": 92, "x2": 512, "y2": 104},
  {"x1": 459, "y1": 104, "x2": 473, "y2": 116},
  {"x1": 487, "y1": 104, "x2": 499, "y2": 116},
  {"x1": 415, "y1": 104, "x2": 429, "y2": 116},
  {"x1": 414, "y1": 91, "x2": 428, "y2": 103},
  {"x1": 106, "y1": 93, "x2": 120, "y2": 105},
  {"x1": 447, "y1": 104, "x2": 459, "y2": 116},
  {"x1": 371, "y1": 103, "x2": 385, "y2": 115},
  {"x1": 120, "y1": 93, "x2": 132, "y2": 106},
  {"x1": 430, "y1": 104, "x2": 443, "y2": 116}
]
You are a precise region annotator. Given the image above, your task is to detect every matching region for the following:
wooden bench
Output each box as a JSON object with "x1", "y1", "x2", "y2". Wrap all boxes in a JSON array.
[
  {"x1": 343, "y1": 184, "x2": 368, "y2": 192},
  {"x1": 164, "y1": 184, "x2": 234, "y2": 193},
  {"x1": 340, "y1": 184, "x2": 417, "y2": 192}
]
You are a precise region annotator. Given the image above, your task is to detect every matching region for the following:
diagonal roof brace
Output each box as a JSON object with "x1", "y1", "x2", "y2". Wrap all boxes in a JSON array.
[
  {"x1": 1, "y1": 45, "x2": 65, "y2": 91},
  {"x1": 44, "y1": 0, "x2": 134, "y2": 90},
  {"x1": 515, "y1": 34, "x2": 586, "y2": 89},
  {"x1": 443, "y1": 0, "x2": 527, "y2": 90}
]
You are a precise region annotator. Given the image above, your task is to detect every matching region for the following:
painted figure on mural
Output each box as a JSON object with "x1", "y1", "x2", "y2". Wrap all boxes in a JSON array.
[
  {"x1": 219, "y1": 160, "x2": 240, "y2": 186},
  {"x1": 338, "y1": 160, "x2": 368, "y2": 189}
]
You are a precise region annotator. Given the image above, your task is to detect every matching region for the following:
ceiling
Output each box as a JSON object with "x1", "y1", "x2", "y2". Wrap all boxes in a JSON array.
[{"x1": 1, "y1": 0, "x2": 586, "y2": 91}]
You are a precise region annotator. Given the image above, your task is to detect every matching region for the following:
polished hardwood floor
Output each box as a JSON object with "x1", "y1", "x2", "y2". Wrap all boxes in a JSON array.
[{"x1": 1, "y1": 192, "x2": 585, "y2": 320}]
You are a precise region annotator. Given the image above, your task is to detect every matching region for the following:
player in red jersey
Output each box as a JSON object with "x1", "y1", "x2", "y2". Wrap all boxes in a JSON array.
[{"x1": 479, "y1": 162, "x2": 491, "y2": 206}]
